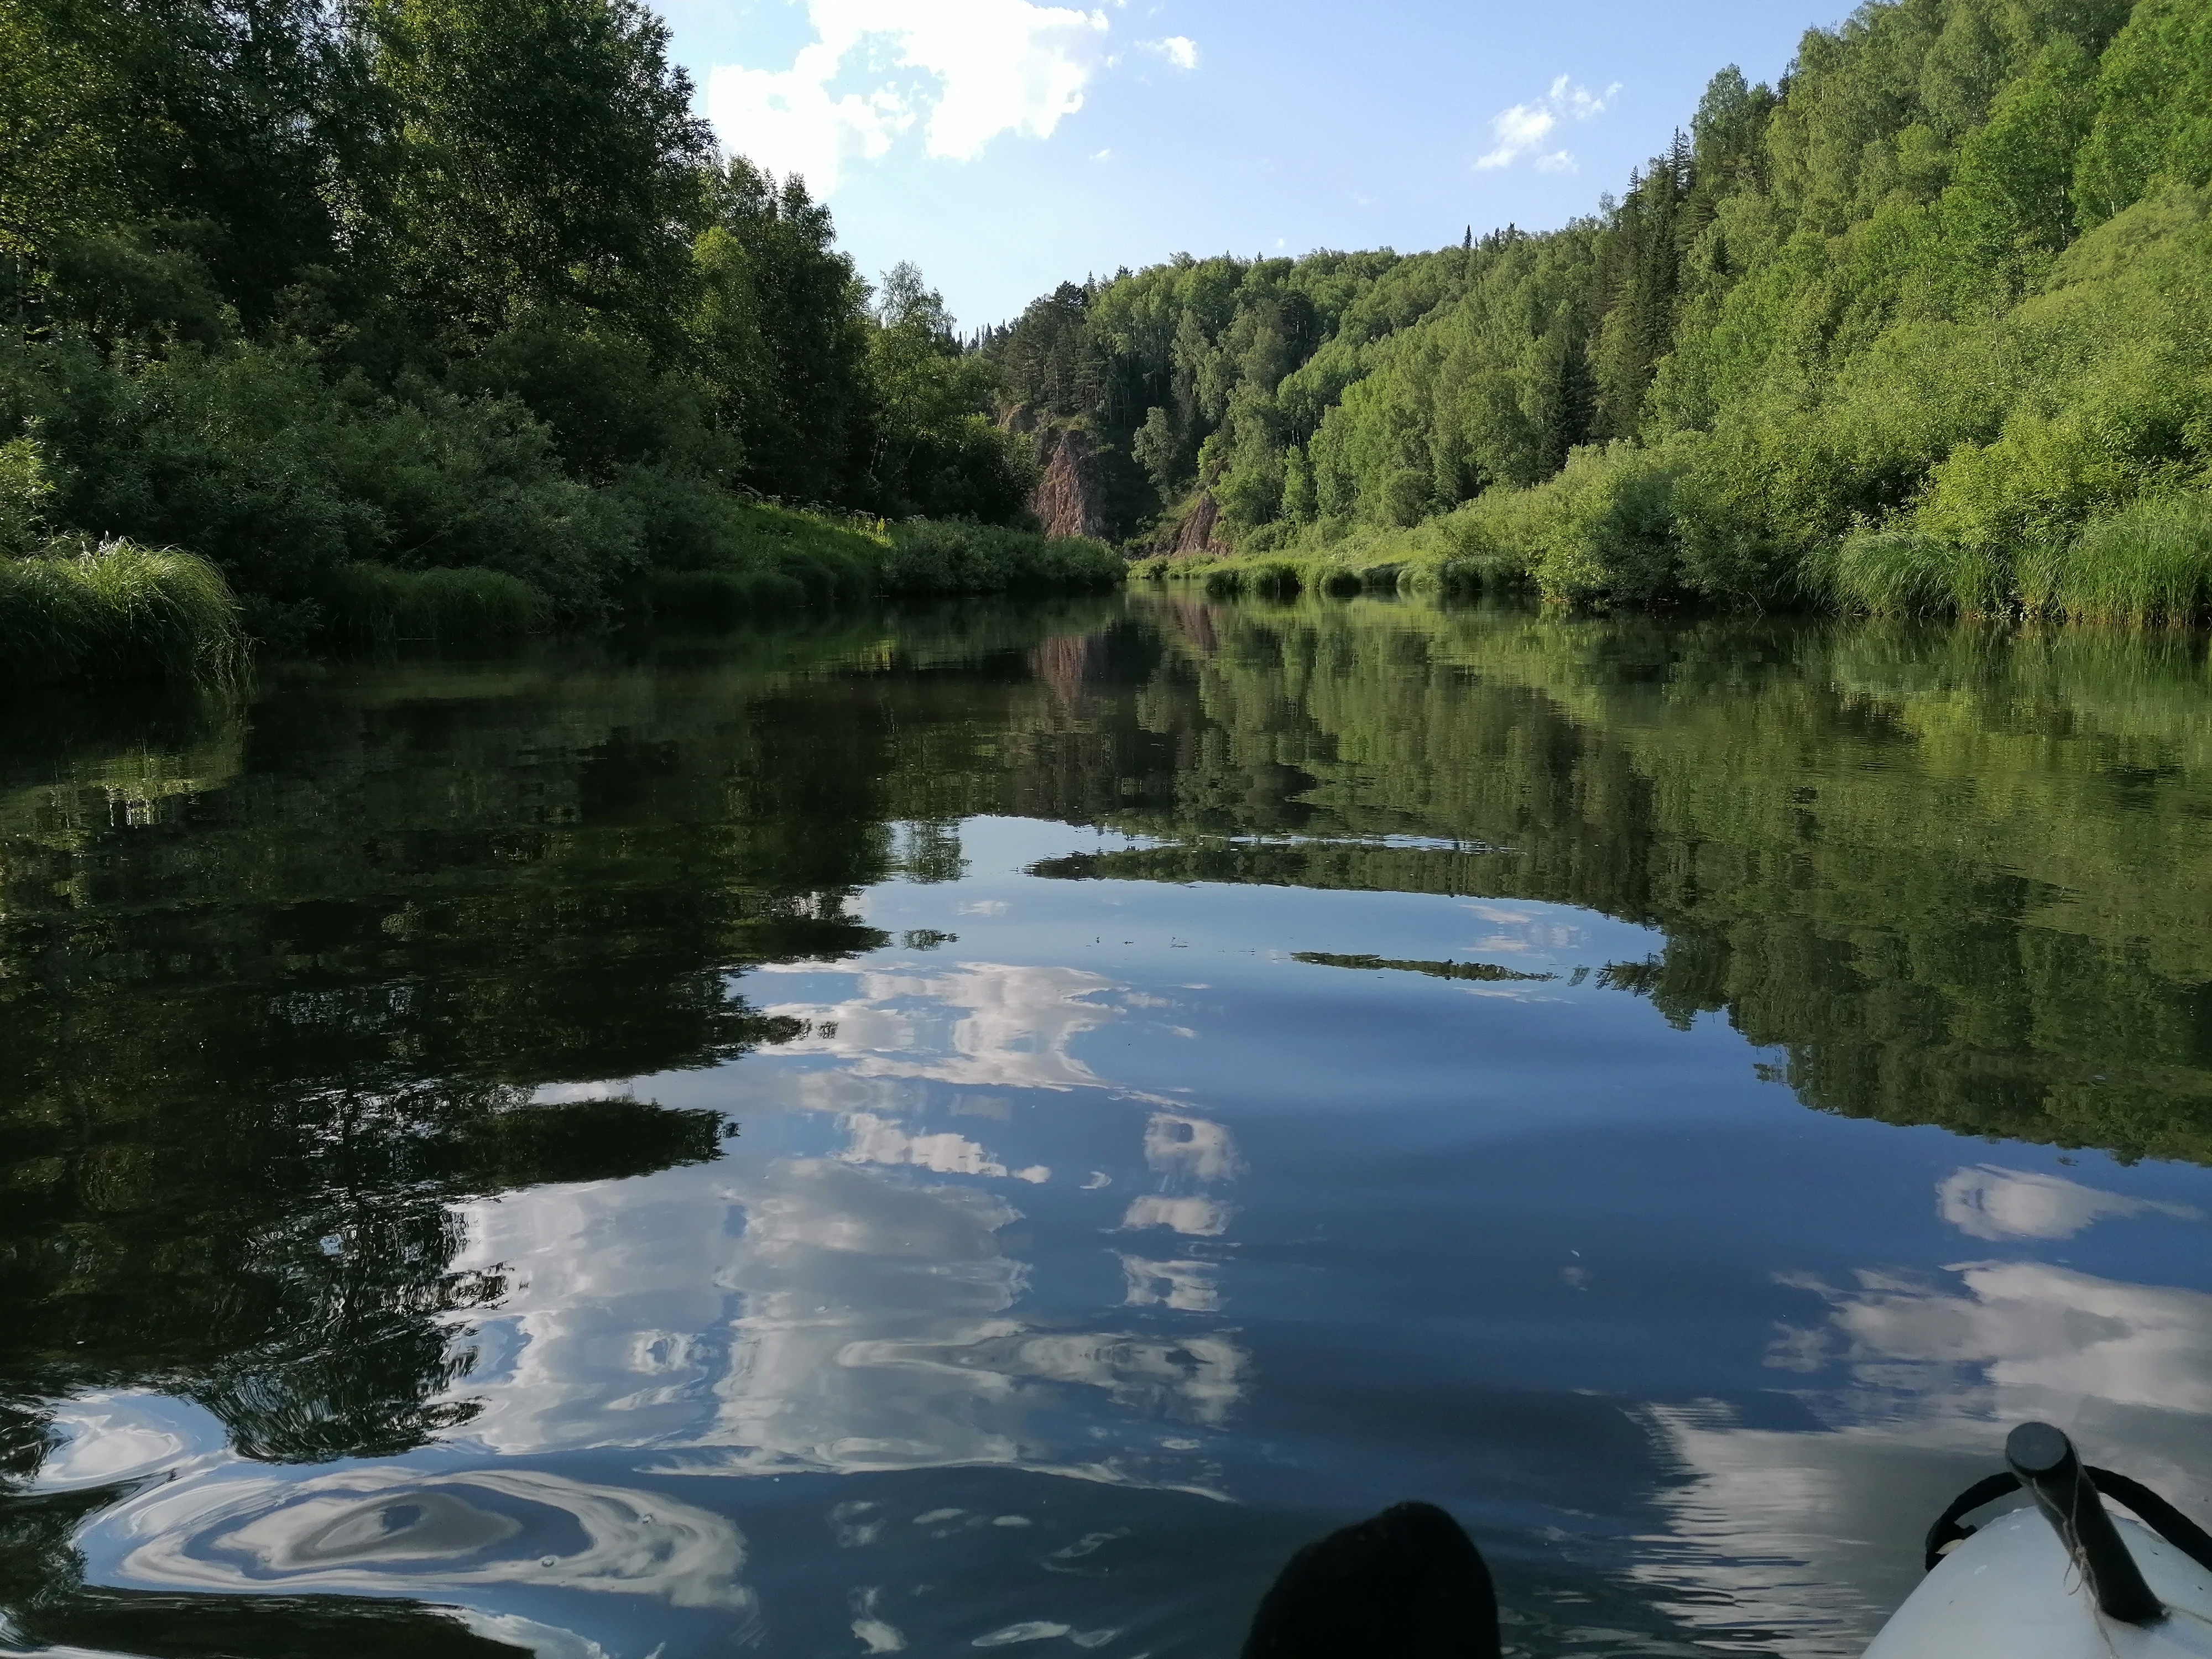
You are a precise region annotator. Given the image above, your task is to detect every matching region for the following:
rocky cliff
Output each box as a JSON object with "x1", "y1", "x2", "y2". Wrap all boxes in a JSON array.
[
  {"x1": 1028, "y1": 427, "x2": 1111, "y2": 541},
  {"x1": 1161, "y1": 490, "x2": 1229, "y2": 556}
]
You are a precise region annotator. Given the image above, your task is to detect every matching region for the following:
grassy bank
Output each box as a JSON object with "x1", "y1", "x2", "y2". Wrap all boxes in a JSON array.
[
  {"x1": 1, "y1": 507, "x2": 1125, "y2": 682},
  {"x1": 0, "y1": 541, "x2": 242, "y2": 683},
  {"x1": 1822, "y1": 494, "x2": 2212, "y2": 624},
  {"x1": 636, "y1": 504, "x2": 1124, "y2": 630},
  {"x1": 1149, "y1": 478, "x2": 2212, "y2": 629}
]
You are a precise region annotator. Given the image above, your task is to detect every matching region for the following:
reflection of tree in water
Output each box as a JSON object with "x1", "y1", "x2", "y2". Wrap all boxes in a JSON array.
[
  {"x1": 0, "y1": 608, "x2": 1136, "y2": 1655},
  {"x1": 1022, "y1": 600, "x2": 2212, "y2": 1165},
  {"x1": 0, "y1": 608, "x2": 1136, "y2": 1465}
]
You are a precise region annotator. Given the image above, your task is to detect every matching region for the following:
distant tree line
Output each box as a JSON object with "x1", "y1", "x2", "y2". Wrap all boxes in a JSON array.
[{"x1": 988, "y1": 0, "x2": 2212, "y2": 619}]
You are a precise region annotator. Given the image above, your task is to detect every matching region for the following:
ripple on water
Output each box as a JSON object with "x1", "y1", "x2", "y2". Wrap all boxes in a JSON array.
[
  {"x1": 90, "y1": 1464, "x2": 753, "y2": 1611},
  {"x1": 29, "y1": 1392, "x2": 228, "y2": 1493}
]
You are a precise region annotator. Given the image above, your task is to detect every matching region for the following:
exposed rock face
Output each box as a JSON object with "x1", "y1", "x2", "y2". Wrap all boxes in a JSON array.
[
  {"x1": 1163, "y1": 489, "x2": 1228, "y2": 556},
  {"x1": 1029, "y1": 427, "x2": 1110, "y2": 540}
]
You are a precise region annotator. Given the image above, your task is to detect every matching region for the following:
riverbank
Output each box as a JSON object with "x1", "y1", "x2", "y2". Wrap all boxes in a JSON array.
[
  {"x1": 1139, "y1": 484, "x2": 2212, "y2": 625},
  {"x1": 0, "y1": 509, "x2": 1121, "y2": 684}
]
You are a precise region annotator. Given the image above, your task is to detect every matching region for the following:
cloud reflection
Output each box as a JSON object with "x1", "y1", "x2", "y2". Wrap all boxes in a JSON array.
[
  {"x1": 445, "y1": 1152, "x2": 1246, "y2": 1489},
  {"x1": 1937, "y1": 1164, "x2": 2202, "y2": 1240},
  {"x1": 103, "y1": 1465, "x2": 750, "y2": 1608},
  {"x1": 761, "y1": 962, "x2": 1119, "y2": 1092}
]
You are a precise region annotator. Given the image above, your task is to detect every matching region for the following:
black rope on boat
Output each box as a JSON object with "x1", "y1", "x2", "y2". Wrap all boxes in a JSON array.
[{"x1": 1924, "y1": 1464, "x2": 2212, "y2": 1577}]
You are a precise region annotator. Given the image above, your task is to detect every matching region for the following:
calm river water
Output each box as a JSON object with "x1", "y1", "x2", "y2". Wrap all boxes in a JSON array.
[{"x1": 6, "y1": 594, "x2": 2212, "y2": 1659}]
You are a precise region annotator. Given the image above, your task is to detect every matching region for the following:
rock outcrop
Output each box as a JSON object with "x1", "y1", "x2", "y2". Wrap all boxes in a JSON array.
[
  {"x1": 1029, "y1": 427, "x2": 1111, "y2": 540},
  {"x1": 1161, "y1": 490, "x2": 1228, "y2": 556}
]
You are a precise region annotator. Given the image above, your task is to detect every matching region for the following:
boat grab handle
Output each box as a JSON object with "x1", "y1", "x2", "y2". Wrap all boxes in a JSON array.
[
  {"x1": 1922, "y1": 1422, "x2": 2212, "y2": 1624},
  {"x1": 1924, "y1": 1433, "x2": 2212, "y2": 1582}
]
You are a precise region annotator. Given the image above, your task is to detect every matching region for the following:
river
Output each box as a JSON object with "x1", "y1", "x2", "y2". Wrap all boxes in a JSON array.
[{"x1": 5, "y1": 593, "x2": 2211, "y2": 1658}]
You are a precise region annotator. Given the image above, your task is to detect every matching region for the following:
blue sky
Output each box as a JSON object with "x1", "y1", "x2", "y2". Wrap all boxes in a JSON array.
[{"x1": 656, "y1": 1, "x2": 1828, "y2": 331}]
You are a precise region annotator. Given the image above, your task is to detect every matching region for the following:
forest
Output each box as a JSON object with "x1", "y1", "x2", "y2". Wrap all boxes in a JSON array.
[
  {"x1": 990, "y1": 0, "x2": 2212, "y2": 620},
  {"x1": 6, "y1": 0, "x2": 2212, "y2": 685},
  {"x1": 0, "y1": 0, "x2": 1117, "y2": 679}
]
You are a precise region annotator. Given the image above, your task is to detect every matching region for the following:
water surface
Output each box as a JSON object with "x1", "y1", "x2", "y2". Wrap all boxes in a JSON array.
[{"x1": 6, "y1": 597, "x2": 2212, "y2": 1658}]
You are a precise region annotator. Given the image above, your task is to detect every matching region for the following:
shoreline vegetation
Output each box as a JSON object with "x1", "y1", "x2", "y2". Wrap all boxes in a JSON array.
[
  {"x1": 987, "y1": 0, "x2": 2212, "y2": 624},
  {"x1": 4, "y1": 0, "x2": 2210, "y2": 685},
  {"x1": 1, "y1": 0, "x2": 1114, "y2": 682}
]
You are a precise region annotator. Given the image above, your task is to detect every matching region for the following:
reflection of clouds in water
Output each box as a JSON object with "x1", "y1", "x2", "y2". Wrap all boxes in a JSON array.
[
  {"x1": 842, "y1": 1110, "x2": 1049, "y2": 1183},
  {"x1": 762, "y1": 962, "x2": 1118, "y2": 1092},
  {"x1": 445, "y1": 1156, "x2": 1245, "y2": 1488},
  {"x1": 1802, "y1": 1260, "x2": 2212, "y2": 1416},
  {"x1": 1462, "y1": 901, "x2": 1583, "y2": 957},
  {"x1": 1937, "y1": 1164, "x2": 2202, "y2": 1240},
  {"x1": 1144, "y1": 1114, "x2": 1240, "y2": 1181},
  {"x1": 1120, "y1": 1255, "x2": 1220, "y2": 1313},
  {"x1": 450, "y1": 1177, "x2": 734, "y2": 1454},
  {"x1": 410, "y1": 956, "x2": 1250, "y2": 1493},
  {"x1": 1640, "y1": 1255, "x2": 2212, "y2": 1657},
  {"x1": 1119, "y1": 1195, "x2": 1233, "y2": 1236},
  {"x1": 453, "y1": 1611, "x2": 612, "y2": 1659},
  {"x1": 706, "y1": 1159, "x2": 1245, "y2": 1474},
  {"x1": 29, "y1": 1392, "x2": 226, "y2": 1491},
  {"x1": 103, "y1": 1465, "x2": 750, "y2": 1609},
  {"x1": 1635, "y1": 1405, "x2": 2000, "y2": 1657}
]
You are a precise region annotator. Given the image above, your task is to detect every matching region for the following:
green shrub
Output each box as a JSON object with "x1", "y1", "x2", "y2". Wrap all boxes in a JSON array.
[
  {"x1": 323, "y1": 563, "x2": 552, "y2": 645},
  {"x1": 0, "y1": 433, "x2": 54, "y2": 556},
  {"x1": 1446, "y1": 439, "x2": 1692, "y2": 606},
  {"x1": 0, "y1": 539, "x2": 241, "y2": 681},
  {"x1": 878, "y1": 521, "x2": 1123, "y2": 596}
]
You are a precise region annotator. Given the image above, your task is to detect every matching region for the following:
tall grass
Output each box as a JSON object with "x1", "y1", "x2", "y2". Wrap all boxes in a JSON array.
[
  {"x1": 877, "y1": 521, "x2": 1123, "y2": 596},
  {"x1": 2046, "y1": 495, "x2": 2212, "y2": 624},
  {"x1": 1136, "y1": 550, "x2": 1429, "y2": 600},
  {"x1": 324, "y1": 563, "x2": 553, "y2": 645},
  {"x1": 638, "y1": 566, "x2": 809, "y2": 628},
  {"x1": 638, "y1": 512, "x2": 1125, "y2": 630},
  {"x1": 1830, "y1": 495, "x2": 2212, "y2": 624},
  {"x1": 1822, "y1": 531, "x2": 2007, "y2": 617},
  {"x1": 0, "y1": 539, "x2": 243, "y2": 682}
]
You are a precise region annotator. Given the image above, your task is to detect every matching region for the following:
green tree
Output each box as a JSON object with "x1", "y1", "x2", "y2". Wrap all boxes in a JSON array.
[{"x1": 368, "y1": 0, "x2": 712, "y2": 346}]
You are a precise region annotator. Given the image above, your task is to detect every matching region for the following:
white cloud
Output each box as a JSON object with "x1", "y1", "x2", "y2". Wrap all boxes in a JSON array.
[
  {"x1": 1142, "y1": 35, "x2": 1198, "y2": 70},
  {"x1": 1475, "y1": 74, "x2": 1621, "y2": 173},
  {"x1": 1937, "y1": 1164, "x2": 2202, "y2": 1240},
  {"x1": 707, "y1": 0, "x2": 1111, "y2": 195}
]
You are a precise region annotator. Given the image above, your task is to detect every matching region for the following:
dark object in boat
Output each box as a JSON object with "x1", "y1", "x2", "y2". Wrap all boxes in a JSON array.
[{"x1": 1240, "y1": 1500, "x2": 1501, "y2": 1659}]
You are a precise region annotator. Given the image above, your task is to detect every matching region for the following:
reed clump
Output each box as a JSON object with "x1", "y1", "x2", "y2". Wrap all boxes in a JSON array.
[
  {"x1": 1822, "y1": 531, "x2": 2005, "y2": 618},
  {"x1": 876, "y1": 521, "x2": 1123, "y2": 596},
  {"x1": 1827, "y1": 495, "x2": 2212, "y2": 625},
  {"x1": 2044, "y1": 495, "x2": 2212, "y2": 625},
  {"x1": 324, "y1": 562, "x2": 554, "y2": 645},
  {"x1": 0, "y1": 539, "x2": 243, "y2": 682}
]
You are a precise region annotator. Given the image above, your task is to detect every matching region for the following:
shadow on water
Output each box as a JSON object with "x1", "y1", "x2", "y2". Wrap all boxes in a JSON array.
[{"x1": 1, "y1": 593, "x2": 2210, "y2": 1656}]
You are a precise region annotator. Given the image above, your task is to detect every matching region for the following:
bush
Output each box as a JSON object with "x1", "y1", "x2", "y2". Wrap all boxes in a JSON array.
[
  {"x1": 1448, "y1": 439, "x2": 1693, "y2": 606},
  {"x1": 322, "y1": 563, "x2": 552, "y2": 644},
  {"x1": 0, "y1": 539, "x2": 241, "y2": 681},
  {"x1": 877, "y1": 521, "x2": 1123, "y2": 596}
]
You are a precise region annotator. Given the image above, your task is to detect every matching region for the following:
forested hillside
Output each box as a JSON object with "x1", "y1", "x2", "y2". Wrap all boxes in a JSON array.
[
  {"x1": 0, "y1": 0, "x2": 1112, "y2": 674},
  {"x1": 990, "y1": 0, "x2": 2212, "y2": 620}
]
